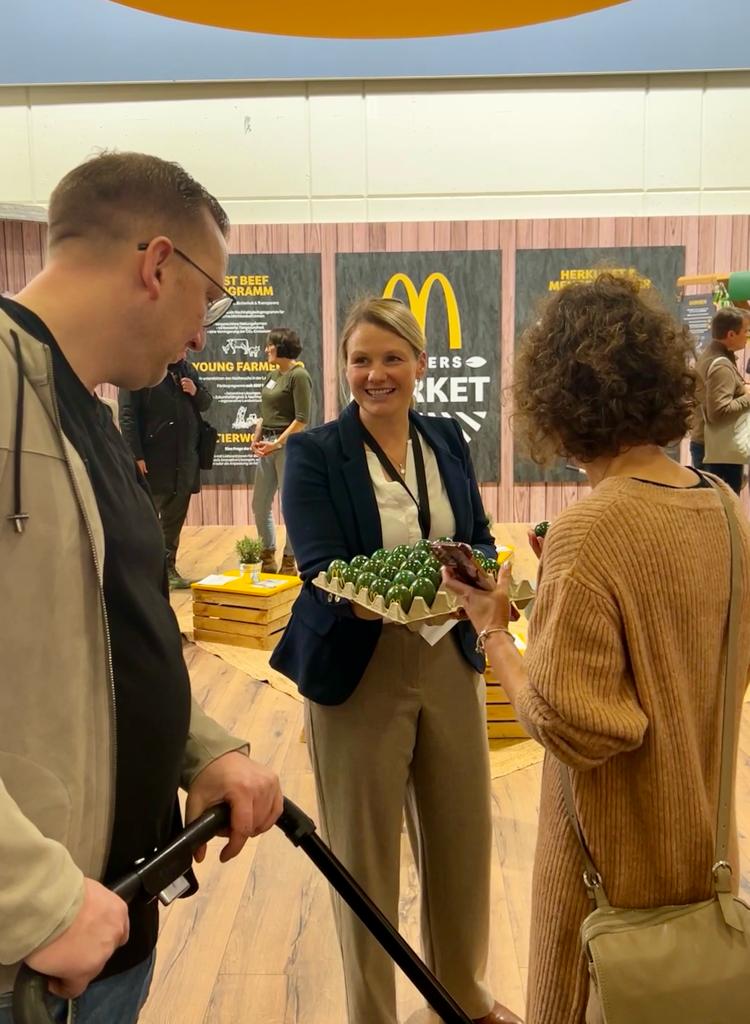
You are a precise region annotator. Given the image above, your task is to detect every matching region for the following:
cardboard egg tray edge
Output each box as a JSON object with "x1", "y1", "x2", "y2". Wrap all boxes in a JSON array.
[
  {"x1": 313, "y1": 572, "x2": 536, "y2": 625},
  {"x1": 313, "y1": 572, "x2": 458, "y2": 624}
]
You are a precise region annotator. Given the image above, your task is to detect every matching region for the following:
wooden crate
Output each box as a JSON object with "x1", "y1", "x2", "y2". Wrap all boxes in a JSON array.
[
  {"x1": 487, "y1": 721, "x2": 531, "y2": 740},
  {"x1": 191, "y1": 572, "x2": 301, "y2": 651},
  {"x1": 484, "y1": 631, "x2": 529, "y2": 741}
]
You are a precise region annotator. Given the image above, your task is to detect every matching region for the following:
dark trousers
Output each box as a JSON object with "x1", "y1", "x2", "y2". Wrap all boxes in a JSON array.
[
  {"x1": 152, "y1": 488, "x2": 193, "y2": 570},
  {"x1": 691, "y1": 440, "x2": 744, "y2": 495}
]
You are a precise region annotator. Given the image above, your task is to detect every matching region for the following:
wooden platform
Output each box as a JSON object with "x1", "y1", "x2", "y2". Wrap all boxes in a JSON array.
[
  {"x1": 192, "y1": 571, "x2": 301, "y2": 651},
  {"x1": 145, "y1": 524, "x2": 750, "y2": 1024}
]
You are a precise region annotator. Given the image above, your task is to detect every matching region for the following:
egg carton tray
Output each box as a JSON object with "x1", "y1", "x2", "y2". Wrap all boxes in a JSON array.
[{"x1": 313, "y1": 573, "x2": 536, "y2": 627}]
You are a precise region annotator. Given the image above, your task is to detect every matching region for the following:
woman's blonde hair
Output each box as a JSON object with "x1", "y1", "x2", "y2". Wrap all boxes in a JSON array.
[{"x1": 339, "y1": 297, "x2": 427, "y2": 364}]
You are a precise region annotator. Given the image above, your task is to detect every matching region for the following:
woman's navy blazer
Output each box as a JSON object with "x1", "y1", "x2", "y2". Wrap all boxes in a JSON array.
[{"x1": 269, "y1": 402, "x2": 496, "y2": 705}]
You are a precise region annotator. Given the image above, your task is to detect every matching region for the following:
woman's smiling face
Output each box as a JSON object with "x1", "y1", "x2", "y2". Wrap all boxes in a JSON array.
[{"x1": 345, "y1": 322, "x2": 426, "y2": 420}]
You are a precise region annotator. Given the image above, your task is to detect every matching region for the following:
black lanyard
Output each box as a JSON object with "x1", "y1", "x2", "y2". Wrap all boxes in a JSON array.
[{"x1": 358, "y1": 417, "x2": 431, "y2": 539}]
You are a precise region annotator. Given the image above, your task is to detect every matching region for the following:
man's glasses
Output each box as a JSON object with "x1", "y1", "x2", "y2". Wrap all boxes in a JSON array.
[{"x1": 137, "y1": 242, "x2": 235, "y2": 326}]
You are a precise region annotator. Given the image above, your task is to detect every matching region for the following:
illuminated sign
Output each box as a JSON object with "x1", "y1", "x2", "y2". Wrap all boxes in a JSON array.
[{"x1": 111, "y1": 1, "x2": 628, "y2": 39}]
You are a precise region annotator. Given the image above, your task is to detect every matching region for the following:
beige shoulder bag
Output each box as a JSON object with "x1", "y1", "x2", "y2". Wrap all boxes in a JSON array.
[{"x1": 560, "y1": 475, "x2": 750, "y2": 1024}]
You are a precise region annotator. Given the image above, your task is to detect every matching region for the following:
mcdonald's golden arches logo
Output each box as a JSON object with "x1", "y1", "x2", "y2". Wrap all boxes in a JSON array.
[{"x1": 382, "y1": 272, "x2": 462, "y2": 350}]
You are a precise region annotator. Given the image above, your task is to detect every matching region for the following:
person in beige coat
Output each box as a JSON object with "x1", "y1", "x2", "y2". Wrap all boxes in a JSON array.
[
  {"x1": 0, "y1": 153, "x2": 282, "y2": 1024},
  {"x1": 444, "y1": 274, "x2": 750, "y2": 1023},
  {"x1": 690, "y1": 306, "x2": 750, "y2": 494}
]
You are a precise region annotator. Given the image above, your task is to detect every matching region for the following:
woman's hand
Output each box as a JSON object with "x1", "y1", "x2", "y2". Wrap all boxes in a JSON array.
[
  {"x1": 254, "y1": 440, "x2": 280, "y2": 458},
  {"x1": 441, "y1": 563, "x2": 514, "y2": 635},
  {"x1": 528, "y1": 529, "x2": 545, "y2": 561}
]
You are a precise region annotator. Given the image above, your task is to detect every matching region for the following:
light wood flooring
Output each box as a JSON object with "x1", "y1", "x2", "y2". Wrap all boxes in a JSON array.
[{"x1": 138, "y1": 525, "x2": 750, "y2": 1024}]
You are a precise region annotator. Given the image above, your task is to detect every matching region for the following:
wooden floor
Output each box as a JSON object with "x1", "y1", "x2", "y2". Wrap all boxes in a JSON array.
[{"x1": 139, "y1": 526, "x2": 750, "y2": 1024}]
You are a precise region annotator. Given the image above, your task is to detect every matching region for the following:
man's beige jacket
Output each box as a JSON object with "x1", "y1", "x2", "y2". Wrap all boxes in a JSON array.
[{"x1": 0, "y1": 310, "x2": 246, "y2": 994}]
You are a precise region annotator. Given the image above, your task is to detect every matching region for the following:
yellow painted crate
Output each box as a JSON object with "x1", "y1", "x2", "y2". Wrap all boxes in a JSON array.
[
  {"x1": 484, "y1": 623, "x2": 529, "y2": 740},
  {"x1": 488, "y1": 721, "x2": 531, "y2": 740},
  {"x1": 191, "y1": 571, "x2": 301, "y2": 650}
]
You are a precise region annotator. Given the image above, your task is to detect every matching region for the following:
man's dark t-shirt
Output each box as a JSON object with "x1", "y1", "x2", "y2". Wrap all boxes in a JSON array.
[{"x1": 1, "y1": 296, "x2": 191, "y2": 977}]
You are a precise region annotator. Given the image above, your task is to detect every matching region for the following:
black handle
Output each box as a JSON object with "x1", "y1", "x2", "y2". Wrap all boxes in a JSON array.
[
  {"x1": 14, "y1": 798, "x2": 473, "y2": 1024},
  {"x1": 12, "y1": 803, "x2": 231, "y2": 1024}
]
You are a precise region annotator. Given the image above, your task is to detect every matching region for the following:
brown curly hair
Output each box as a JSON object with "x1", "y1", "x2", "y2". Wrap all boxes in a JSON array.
[{"x1": 513, "y1": 272, "x2": 697, "y2": 464}]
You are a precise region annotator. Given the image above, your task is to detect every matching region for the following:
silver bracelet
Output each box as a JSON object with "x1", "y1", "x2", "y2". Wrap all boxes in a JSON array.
[{"x1": 475, "y1": 626, "x2": 514, "y2": 655}]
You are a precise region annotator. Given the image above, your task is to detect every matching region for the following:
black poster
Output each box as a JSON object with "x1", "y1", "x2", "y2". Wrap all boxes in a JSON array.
[
  {"x1": 195, "y1": 254, "x2": 323, "y2": 485},
  {"x1": 679, "y1": 293, "x2": 715, "y2": 352},
  {"x1": 335, "y1": 251, "x2": 501, "y2": 482},
  {"x1": 514, "y1": 246, "x2": 686, "y2": 483}
]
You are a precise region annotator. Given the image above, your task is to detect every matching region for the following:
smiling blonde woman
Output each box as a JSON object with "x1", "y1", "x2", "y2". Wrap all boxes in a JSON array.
[{"x1": 271, "y1": 298, "x2": 521, "y2": 1024}]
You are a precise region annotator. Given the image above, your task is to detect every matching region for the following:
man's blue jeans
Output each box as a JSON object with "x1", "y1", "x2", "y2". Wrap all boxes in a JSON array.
[{"x1": 0, "y1": 952, "x2": 154, "y2": 1024}]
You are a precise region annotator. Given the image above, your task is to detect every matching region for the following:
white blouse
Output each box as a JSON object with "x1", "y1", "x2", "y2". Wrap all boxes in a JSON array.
[{"x1": 365, "y1": 433, "x2": 456, "y2": 550}]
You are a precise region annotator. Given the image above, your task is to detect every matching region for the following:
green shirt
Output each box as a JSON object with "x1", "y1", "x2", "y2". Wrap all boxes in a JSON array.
[{"x1": 260, "y1": 364, "x2": 313, "y2": 430}]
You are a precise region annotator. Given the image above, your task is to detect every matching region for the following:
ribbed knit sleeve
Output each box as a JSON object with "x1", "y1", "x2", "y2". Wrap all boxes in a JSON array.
[{"x1": 516, "y1": 572, "x2": 648, "y2": 770}]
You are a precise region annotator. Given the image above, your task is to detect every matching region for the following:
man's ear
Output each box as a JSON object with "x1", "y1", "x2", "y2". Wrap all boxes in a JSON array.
[{"x1": 138, "y1": 237, "x2": 173, "y2": 300}]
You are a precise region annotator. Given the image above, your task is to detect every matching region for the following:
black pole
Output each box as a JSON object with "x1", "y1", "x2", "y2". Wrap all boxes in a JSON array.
[{"x1": 276, "y1": 799, "x2": 474, "y2": 1024}]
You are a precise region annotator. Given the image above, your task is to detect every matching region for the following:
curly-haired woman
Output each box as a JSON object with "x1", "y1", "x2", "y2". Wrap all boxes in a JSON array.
[{"x1": 443, "y1": 274, "x2": 750, "y2": 1023}]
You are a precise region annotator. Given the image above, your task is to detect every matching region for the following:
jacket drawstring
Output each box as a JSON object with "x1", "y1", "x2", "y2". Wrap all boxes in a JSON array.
[{"x1": 8, "y1": 330, "x2": 29, "y2": 534}]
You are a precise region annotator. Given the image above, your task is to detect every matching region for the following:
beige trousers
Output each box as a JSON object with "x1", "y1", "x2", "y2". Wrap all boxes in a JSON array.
[{"x1": 305, "y1": 626, "x2": 494, "y2": 1024}]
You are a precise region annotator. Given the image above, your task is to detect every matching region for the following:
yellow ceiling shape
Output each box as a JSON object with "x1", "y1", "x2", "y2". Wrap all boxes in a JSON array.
[{"x1": 110, "y1": 1, "x2": 629, "y2": 40}]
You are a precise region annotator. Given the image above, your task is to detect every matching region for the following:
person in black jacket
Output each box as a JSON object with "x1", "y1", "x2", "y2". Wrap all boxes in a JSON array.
[{"x1": 119, "y1": 357, "x2": 212, "y2": 588}]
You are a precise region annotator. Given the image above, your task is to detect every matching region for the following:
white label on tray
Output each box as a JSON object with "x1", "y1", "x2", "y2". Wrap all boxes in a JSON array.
[
  {"x1": 418, "y1": 620, "x2": 458, "y2": 646},
  {"x1": 196, "y1": 574, "x2": 236, "y2": 586}
]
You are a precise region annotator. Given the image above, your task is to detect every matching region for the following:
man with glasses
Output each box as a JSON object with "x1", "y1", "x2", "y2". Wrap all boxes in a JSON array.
[{"x1": 0, "y1": 152, "x2": 282, "y2": 1023}]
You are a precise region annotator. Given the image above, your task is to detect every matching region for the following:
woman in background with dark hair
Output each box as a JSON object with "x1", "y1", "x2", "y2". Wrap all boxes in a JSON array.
[{"x1": 251, "y1": 327, "x2": 312, "y2": 574}]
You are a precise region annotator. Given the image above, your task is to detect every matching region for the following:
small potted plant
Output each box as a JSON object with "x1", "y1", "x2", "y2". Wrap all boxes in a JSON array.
[{"x1": 235, "y1": 535, "x2": 263, "y2": 582}]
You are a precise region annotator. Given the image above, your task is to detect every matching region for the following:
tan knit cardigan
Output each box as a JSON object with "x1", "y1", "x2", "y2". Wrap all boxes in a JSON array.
[{"x1": 515, "y1": 476, "x2": 750, "y2": 1024}]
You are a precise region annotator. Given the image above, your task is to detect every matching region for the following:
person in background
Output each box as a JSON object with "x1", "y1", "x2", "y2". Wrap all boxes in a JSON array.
[
  {"x1": 0, "y1": 152, "x2": 282, "y2": 1024},
  {"x1": 120, "y1": 354, "x2": 212, "y2": 589},
  {"x1": 443, "y1": 273, "x2": 750, "y2": 1024},
  {"x1": 271, "y1": 297, "x2": 521, "y2": 1024},
  {"x1": 690, "y1": 306, "x2": 750, "y2": 494},
  {"x1": 251, "y1": 327, "x2": 312, "y2": 574}
]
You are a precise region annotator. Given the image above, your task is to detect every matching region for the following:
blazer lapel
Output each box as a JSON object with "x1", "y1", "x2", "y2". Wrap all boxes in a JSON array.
[{"x1": 337, "y1": 402, "x2": 383, "y2": 554}]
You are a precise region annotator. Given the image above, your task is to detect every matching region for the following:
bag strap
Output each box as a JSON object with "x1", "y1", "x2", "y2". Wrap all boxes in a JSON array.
[
  {"x1": 702, "y1": 473, "x2": 745, "y2": 931},
  {"x1": 559, "y1": 472, "x2": 744, "y2": 923},
  {"x1": 706, "y1": 355, "x2": 741, "y2": 378}
]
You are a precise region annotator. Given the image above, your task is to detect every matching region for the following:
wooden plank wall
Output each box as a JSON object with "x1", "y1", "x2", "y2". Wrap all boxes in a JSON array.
[{"x1": 3, "y1": 214, "x2": 749, "y2": 526}]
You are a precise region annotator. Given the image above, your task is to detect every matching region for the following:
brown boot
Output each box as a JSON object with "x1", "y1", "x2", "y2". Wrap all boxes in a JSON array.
[
  {"x1": 260, "y1": 548, "x2": 277, "y2": 574},
  {"x1": 279, "y1": 555, "x2": 297, "y2": 576}
]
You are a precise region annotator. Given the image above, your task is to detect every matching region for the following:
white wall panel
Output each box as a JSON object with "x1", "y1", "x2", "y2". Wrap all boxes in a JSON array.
[
  {"x1": 0, "y1": 89, "x2": 32, "y2": 202},
  {"x1": 221, "y1": 199, "x2": 312, "y2": 223},
  {"x1": 365, "y1": 79, "x2": 646, "y2": 196},
  {"x1": 641, "y1": 191, "x2": 702, "y2": 216},
  {"x1": 644, "y1": 76, "x2": 703, "y2": 190},
  {"x1": 309, "y1": 86, "x2": 366, "y2": 197},
  {"x1": 28, "y1": 86, "x2": 310, "y2": 201},
  {"x1": 701, "y1": 75, "x2": 750, "y2": 189},
  {"x1": 0, "y1": 72, "x2": 746, "y2": 222},
  {"x1": 310, "y1": 198, "x2": 368, "y2": 222},
  {"x1": 699, "y1": 190, "x2": 750, "y2": 215}
]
